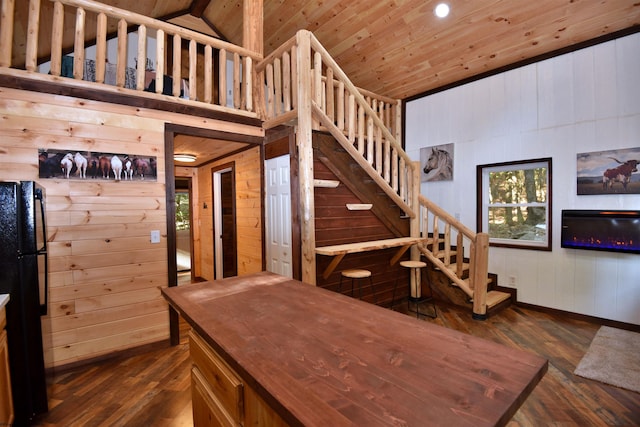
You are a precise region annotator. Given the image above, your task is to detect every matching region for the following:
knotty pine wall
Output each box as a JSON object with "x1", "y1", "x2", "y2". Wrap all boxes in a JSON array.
[
  {"x1": 196, "y1": 146, "x2": 263, "y2": 280},
  {"x1": 0, "y1": 86, "x2": 263, "y2": 367}
]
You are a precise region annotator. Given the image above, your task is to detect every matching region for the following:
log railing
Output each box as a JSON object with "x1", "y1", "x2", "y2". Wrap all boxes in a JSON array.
[
  {"x1": 417, "y1": 194, "x2": 490, "y2": 318},
  {"x1": 256, "y1": 30, "x2": 416, "y2": 218},
  {"x1": 0, "y1": 0, "x2": 262, "y2": 117}
]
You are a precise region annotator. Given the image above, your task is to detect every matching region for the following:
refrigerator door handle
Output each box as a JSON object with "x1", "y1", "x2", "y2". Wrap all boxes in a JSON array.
[
  {"x1": 35, "y1": 187, "x2": 47, "y2": 253},
  {"x1": 36, "y1": 188, "x2": 48, "y2": 315}
]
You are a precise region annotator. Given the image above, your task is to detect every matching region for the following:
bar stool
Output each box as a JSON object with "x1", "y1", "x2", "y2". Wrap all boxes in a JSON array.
[
  {"x1": 339, "y1": 269, "x2": 376, "y2": 304},
  {"x1": 392, "y1": 260, "x2": 436, "y2": 318}
]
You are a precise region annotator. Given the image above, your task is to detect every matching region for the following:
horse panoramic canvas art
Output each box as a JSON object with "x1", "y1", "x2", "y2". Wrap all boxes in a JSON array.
[
  {"x1": 39, "y1": 149, "x2": 158, "y2": 182},
  {"x1": 421, "y1": 143, "x2": 454, "y2": 182}
]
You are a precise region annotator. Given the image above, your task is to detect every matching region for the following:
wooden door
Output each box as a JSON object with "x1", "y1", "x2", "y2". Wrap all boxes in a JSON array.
[
  {"x1": 213, "y1": 166, "x2": 237, "y2": 279},
  {"x1": 265, "y1": 155, "x2": 293, "y2": 277}
]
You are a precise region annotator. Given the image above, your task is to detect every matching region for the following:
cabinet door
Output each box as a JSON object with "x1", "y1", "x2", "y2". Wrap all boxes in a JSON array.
[
  {"x1": 189, "y1": 331, "x2": 244, "y2": 422},
  {"x1": 191, "y1": 367, "x2": 236, "y2": 427},
  {"x1": 0, "y1": 329, "x2": 14, "y2": 425}
]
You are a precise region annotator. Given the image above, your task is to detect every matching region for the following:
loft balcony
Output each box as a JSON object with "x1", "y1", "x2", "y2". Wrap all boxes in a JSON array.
[{"x1": 0, "y1": 0, "x2": 261, "y2": 120}]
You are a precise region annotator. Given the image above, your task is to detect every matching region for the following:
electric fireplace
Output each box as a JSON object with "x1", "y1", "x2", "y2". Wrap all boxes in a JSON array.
[{"x1": 561, "y1": 210, "x2": 640, "y2": 254}]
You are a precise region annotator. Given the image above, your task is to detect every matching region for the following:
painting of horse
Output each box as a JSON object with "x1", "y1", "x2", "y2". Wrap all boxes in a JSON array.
[{"x1": 421, "y1": 143, "x2": 454, "y2": 182}]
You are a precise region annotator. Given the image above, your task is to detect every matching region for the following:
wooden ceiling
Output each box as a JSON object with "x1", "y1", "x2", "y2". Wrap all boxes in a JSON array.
[{"x1": 208, "y1": 0, "x2": 640, "y2": 100}]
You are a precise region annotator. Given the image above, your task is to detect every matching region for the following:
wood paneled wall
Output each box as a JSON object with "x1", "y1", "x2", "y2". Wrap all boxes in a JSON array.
[
  {"x1": 0, "y1": 87, "x2": 263, "y2": 367},
  {"x1": 196, "y1": 146, "x2": 263, "y2": 280}
]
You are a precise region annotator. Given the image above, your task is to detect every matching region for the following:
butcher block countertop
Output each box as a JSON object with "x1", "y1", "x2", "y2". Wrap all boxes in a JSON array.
[{"x1": 162, "y1": 272, "x2": 547, "y2": 427}]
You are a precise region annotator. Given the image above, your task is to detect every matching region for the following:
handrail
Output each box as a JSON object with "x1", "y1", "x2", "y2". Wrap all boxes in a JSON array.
[
  {"x1": 53, "y1": 0, "x2": 262, "y2": 60},
  {"x1": 306, "y1": 31, "x2": 413, "y2": 214},
  {"x1": 0, "y1": 0, "x2": 262, "y2": 116},
  {"x1": 308, "y1": 32, "x2": 407, "y2": 163},
  {"x1": 312, "y1": 103, "x2": 414, "y2": 216},
  {"x1": 417, "y1": 194, "x2": 490, "y2": 317},
  {"x1": 255, "y1": 30, "x2": 412, "y2": 214}
]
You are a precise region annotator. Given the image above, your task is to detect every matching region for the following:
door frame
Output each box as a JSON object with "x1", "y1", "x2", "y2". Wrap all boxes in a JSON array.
[{"x1": 164, "y1": 123, "x2": 263, "y2": 345}]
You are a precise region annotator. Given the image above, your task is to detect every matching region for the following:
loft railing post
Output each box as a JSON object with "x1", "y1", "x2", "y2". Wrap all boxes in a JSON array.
[
  {"x1": 50, "y1": 1, "x2": 64, "y2": 76},
  {"x1": 25, "y1": 0, "x2": 41, "y2": 72},
  {"x1": 472, "y1": 232, "x2": 490, "y2": 320},
  {"x1": 296, "y1": 30, "x2": 316, "y2": 285},
  {"x1": 0, "y1": 0, "x2": 16, "y2": 67},
  {"x1": 72, "y1": 7, "x2": 85, "y2": 80}
]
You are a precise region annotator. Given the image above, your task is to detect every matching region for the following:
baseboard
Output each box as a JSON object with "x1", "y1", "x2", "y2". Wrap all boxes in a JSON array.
[{"x1": 515, "y1": 301, "x2": 640, "y2": 333}]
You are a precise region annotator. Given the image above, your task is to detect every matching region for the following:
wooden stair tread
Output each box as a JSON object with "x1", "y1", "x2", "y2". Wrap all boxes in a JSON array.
[
  {"x1": 486, "y1": 291, "x2": 511, "y2": 308},
  {"x1": 442, "y1": 262, "x2": 470, "y2": 274},
  {"x1": 461, "y1": 276, "x2": 494, "y2": 287}
]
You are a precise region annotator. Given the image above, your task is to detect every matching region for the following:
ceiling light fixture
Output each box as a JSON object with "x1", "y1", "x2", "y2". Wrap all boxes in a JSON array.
[
  {"x1": 174, "y1": 153, "x2": 197, "y2": 163},
  {"x1": 434, "y1": 3, "x2": 450, "y2": 18}
]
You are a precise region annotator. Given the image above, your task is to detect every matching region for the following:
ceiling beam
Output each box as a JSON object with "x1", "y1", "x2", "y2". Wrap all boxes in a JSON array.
[{"x1": 189, "y1": 0, "x2": 212, "y2": 18}]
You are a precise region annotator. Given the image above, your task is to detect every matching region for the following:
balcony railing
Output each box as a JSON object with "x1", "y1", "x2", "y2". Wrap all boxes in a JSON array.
[
  {"x1": 256, "y1": 30, "x2": 414, "y2": 217},
  {"x1": 0, "y1": 0, "x2": 262, "y2": 117}
]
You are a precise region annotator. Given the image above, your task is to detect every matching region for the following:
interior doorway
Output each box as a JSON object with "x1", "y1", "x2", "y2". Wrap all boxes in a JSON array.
[
  {"x1": 175, "y1": 178, "x2": 193, "y2": 285},
  {"x1": 212, "y1": 164, "x2": 237, "y2": 279}
]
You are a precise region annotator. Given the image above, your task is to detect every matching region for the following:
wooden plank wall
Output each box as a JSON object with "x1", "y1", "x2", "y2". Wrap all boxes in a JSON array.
[
  {"x1": 196, "y1": 146, "x2": 263, "y2": 280},
  {"x1": 314, "y1": 161, "x2": 410, "y2": 307},
  {"x1": 0, "y1": 86, "x2": 263, "y2": 367}
]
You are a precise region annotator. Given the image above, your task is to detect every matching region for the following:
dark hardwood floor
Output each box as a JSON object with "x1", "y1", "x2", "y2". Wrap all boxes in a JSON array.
[{"x1": 33, "y1": 298, "x2": 639, "y2": 426}]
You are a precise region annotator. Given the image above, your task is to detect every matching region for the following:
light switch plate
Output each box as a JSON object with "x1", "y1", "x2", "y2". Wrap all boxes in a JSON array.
[{"x1": 150, "y1": 230, "x2": 161, "y2": 243}]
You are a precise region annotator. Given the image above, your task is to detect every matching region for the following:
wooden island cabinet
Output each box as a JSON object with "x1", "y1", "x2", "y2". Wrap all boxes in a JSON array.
[{"x1": 162, "y1": 272, "x2": 547, "y2": 427}]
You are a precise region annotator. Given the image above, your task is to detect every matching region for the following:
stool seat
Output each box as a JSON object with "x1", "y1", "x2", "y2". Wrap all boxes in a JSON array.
[
  {"x1": 339, "y1": 269, "x2": 375, "y2": 304},
  {"x1": 399, "y1": 260, "x2": 426, "y2": 269},
  {"x1": 341, "y1": 269, "x2": 372, "y2": 279},
  {"x1": 392, "y1": 259, "x2": 436, "y2": 318}
]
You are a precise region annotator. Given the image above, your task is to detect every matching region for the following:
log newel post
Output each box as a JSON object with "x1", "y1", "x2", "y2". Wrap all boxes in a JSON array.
[
  {"x1": 471, "y1": 232, "x2": 490, "y2": 320},
  {"x1": 296, "y1": 31, "x2": 316, "y2": 285},
  {"x1": 409, "y1": 161, "x2": 420, "y2": 297}
]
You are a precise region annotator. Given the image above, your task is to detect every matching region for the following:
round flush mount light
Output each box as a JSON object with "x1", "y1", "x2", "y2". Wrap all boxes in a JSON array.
[
  {"x1": 174, "y1": 153, "x2": 197, "y2": 163},
  {"x1": 434, "y1": 3, "x2": 450, "y2": 18}
]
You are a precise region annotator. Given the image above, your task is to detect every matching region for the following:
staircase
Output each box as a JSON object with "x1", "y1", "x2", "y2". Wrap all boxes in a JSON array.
[{"x1": 256, "y1": 30, "x2": 512, "y2": 319}]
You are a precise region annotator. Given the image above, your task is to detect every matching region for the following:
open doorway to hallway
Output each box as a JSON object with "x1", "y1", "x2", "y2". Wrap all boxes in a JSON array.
[{"x1": 175, "y1": 178, "x2": 193, "y2": 285}]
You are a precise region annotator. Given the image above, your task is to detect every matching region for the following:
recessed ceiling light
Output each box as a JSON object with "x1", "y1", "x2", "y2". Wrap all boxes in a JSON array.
[
  {"x1": 434, "y1": 3, "x2": 450, "y2": 18},
  {"x1": 174, "y1": 153, "x2": 197, "y2": 163}
]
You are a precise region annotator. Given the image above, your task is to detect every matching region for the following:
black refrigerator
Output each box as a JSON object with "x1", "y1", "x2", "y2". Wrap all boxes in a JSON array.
[{"x1": 0, "y1": 181, "x2": 49, "y2": 425}]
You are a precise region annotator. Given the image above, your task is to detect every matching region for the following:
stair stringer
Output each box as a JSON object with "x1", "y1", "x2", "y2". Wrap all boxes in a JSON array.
[
  {"x1": 311, "y1": 103, "x2": 416, "y2": 219},
  {"x1": 312, "y1": 131, "x2": 410, "y2": 237}
]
